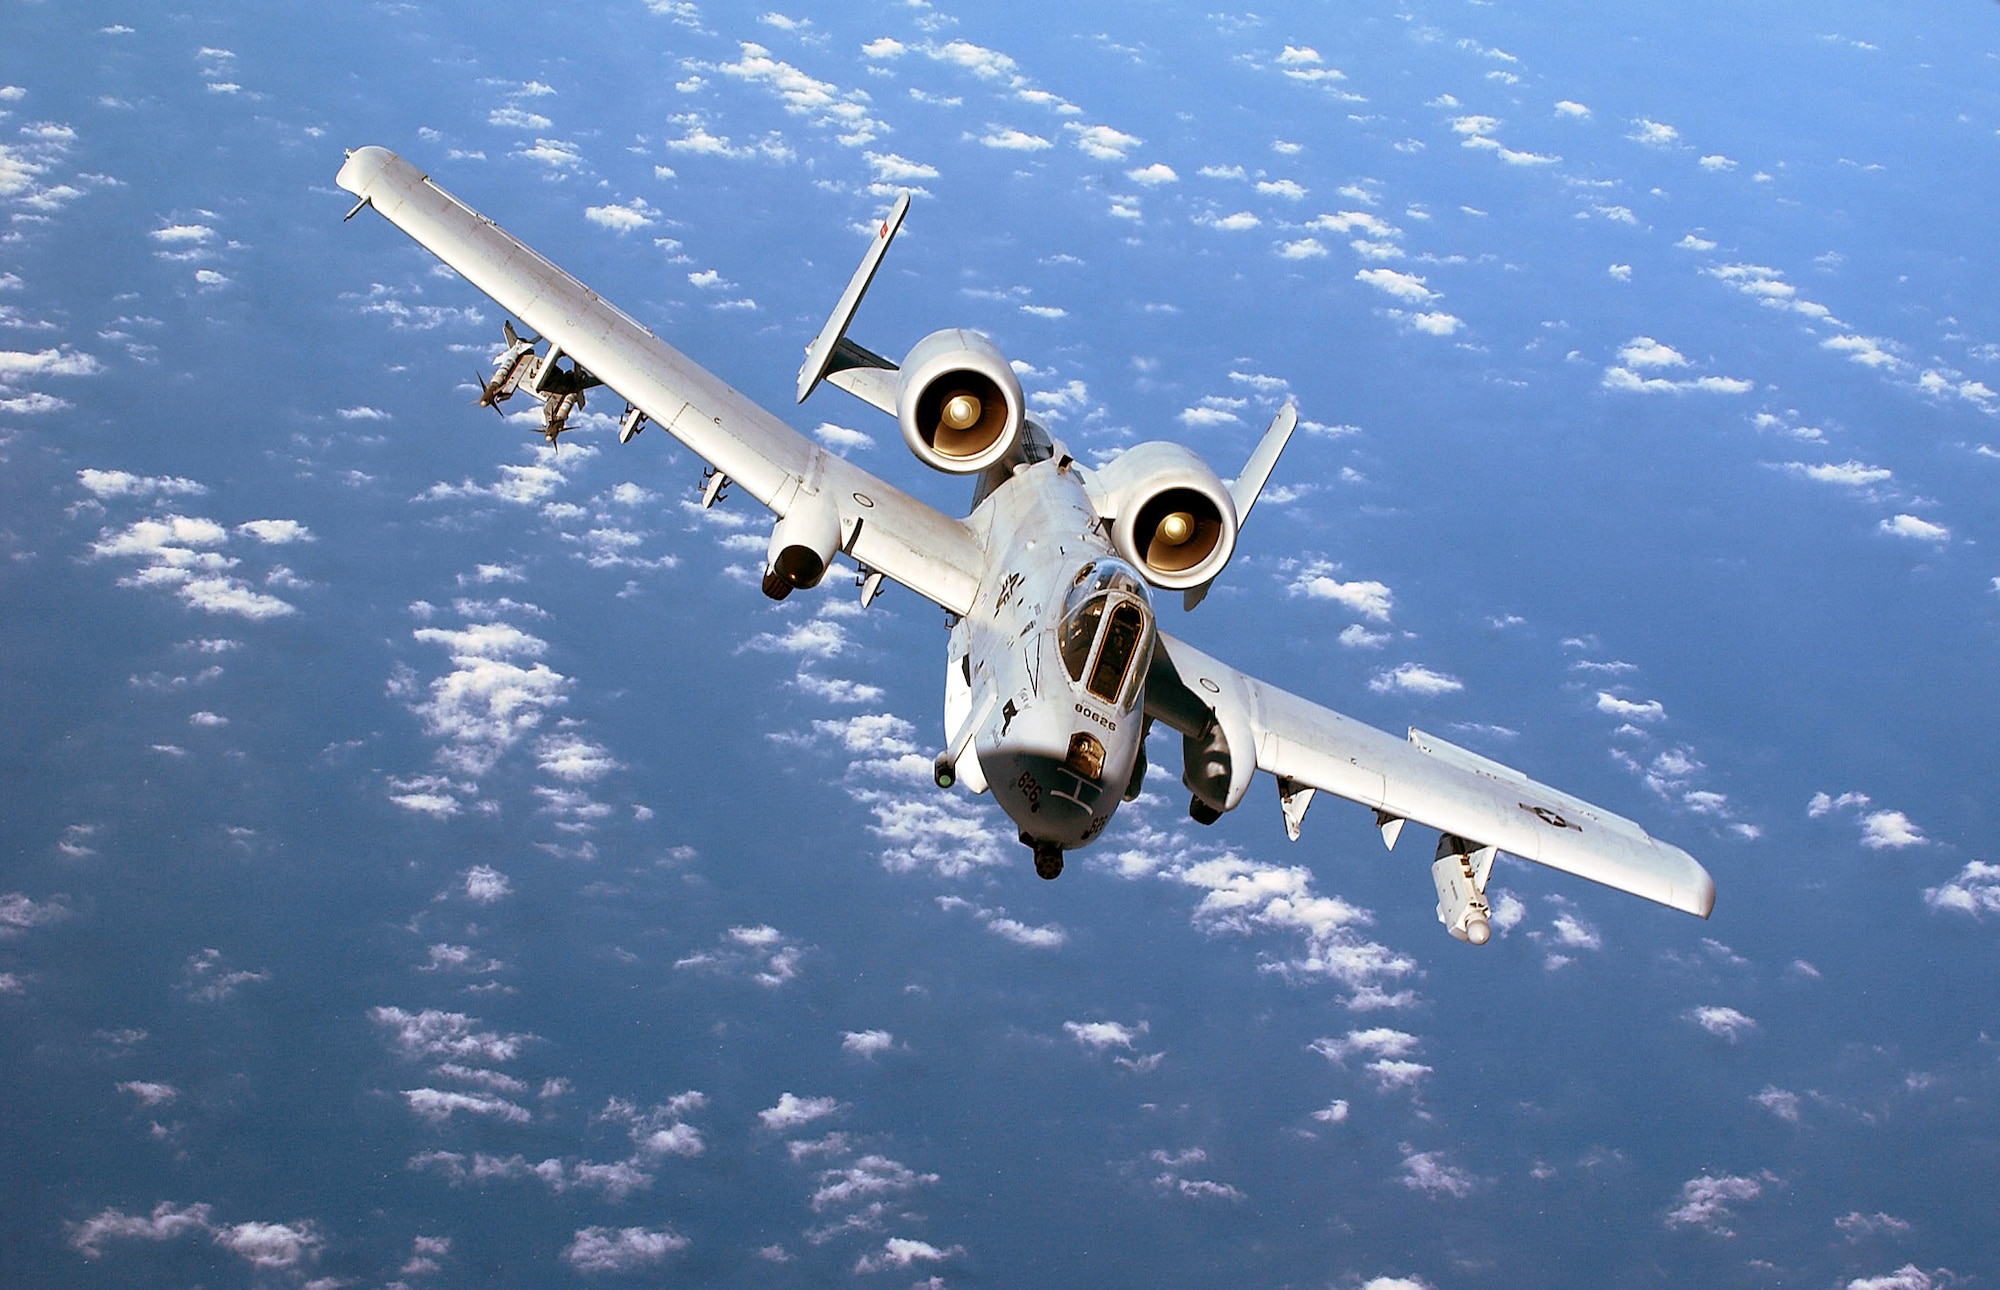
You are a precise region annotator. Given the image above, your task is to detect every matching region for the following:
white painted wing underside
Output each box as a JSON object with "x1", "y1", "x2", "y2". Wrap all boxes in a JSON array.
[
  {"x1": 336, "y1": 146, "x2": 983, "y2": 616},
  {"x1": 1153, "y1": 631, "x2": 1716, "y2": 917}
]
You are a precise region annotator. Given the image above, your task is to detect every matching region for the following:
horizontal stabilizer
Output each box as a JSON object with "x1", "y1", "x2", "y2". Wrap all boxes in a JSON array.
[
  {"x1": 1184, "y1": 400, "x2": 1298, "y2": 611},
  {"x1": 1230, "y1": 399, "x2": 1298, "y2": 524},
  {"x1": 823, "y1": 337, "x2": 899, "y2": 415},
  {"x1": 797, "y1": 192, "x2": 910, "y2": 404}
]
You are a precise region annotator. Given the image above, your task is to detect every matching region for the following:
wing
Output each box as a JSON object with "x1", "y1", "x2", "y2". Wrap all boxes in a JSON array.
[
  {"x1": 1146, "y1": 630, "x2": 1716, "y2": 917},
  {"x1": 335, "y1": 146, "x2": 983, "y2": 616}
]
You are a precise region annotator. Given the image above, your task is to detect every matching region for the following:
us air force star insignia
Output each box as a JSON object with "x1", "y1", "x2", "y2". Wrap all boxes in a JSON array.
[{"x1": 1522, "y1": 803, "x2": 1582, "y2": 832}]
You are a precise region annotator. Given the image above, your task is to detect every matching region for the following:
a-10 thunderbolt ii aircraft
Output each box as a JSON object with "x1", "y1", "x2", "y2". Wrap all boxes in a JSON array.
[{"x1": 337, "y1": 146, "x2": 1715, "y2": 944}]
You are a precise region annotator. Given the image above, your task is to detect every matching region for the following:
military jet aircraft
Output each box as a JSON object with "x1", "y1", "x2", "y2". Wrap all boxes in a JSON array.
[{"x1": 337, "y1": 146, "x2": 1714, "y2": 944}]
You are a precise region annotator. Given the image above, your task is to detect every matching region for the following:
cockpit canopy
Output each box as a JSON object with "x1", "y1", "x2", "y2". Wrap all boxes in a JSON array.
[{"x1": 1058, "y1": 559, "x2": 1155, "y2": 710}]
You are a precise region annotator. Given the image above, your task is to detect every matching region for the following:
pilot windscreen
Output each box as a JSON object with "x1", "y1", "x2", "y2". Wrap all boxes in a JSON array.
[
  {"x1": 1087, "y1": 601, "x2": 1146, "y2": 705},
  {"x1": 1060, "y1": 595, "x2": 1104, "y2": 682}
]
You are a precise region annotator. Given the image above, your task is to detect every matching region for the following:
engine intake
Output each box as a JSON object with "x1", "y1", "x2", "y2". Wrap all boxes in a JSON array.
[
  {"x1": 897, "y1": 329, "x2": 1024, "y2": 474},
  {"x1": 1089, "y1": 441, "x2": 1239, "y2": 591}
]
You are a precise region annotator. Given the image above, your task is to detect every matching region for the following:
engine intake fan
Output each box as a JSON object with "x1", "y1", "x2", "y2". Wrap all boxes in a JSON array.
[
  {"x1": 1089, "y1": 441, "x2": 1239, "y2": 591},
  {"x1": 896, "y1": 329, "x2": 1024, "y2": 474}
]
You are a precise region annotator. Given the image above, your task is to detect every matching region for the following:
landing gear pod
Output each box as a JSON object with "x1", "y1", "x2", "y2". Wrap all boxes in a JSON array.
[
  {"x1": 1433, "y1": 833, "x2": 1496, "y2": 945},
  {"x1": 762, "y1": 497, "x2": 842, "y2": 601}
]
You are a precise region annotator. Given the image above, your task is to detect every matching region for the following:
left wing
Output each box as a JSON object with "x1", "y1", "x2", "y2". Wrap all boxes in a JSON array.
[
  {"x1": 1146, "y1": 630, "x2": 1715, "y2": 917},
  {"x1": 336, "y1": 146, "x2": 983, "y2": 615}
]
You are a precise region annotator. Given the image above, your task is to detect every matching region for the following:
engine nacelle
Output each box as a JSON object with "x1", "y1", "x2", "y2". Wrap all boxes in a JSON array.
[
  {"x1": 896, "y1": 329, "x2": 1024, "y2": 474},
  {"x1": 762, "y1": 495, "x2": 842, "y2": 601},
  {"x1": 1432, "y1": 833, "x2": 1496, "y2": 945},
  {"x1": 1088, "y1": 441, "x2": 1239, "y2": 591}
]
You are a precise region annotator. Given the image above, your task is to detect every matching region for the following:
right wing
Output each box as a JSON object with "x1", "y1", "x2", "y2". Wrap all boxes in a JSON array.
[
  {"x1": 1147, "y1": 630, "x2": 1715, "y2": 917},
  {"x1": 335, "y1": 146, "x2": 983, "y2": 616}
]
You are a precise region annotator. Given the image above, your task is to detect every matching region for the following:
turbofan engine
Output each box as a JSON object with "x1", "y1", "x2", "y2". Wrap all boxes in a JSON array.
[
  {"x1": 1087, "y1": 441, "x2": 1239, "y2": 591},
  {"x1": 896, "y1": 329, "x2": 1024, "y2": 474}
]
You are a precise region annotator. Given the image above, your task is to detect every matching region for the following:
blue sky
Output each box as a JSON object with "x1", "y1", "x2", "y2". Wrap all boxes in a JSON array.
[{"x1": 3, "y1": 1, "x2": 1998, "y2": 1286}]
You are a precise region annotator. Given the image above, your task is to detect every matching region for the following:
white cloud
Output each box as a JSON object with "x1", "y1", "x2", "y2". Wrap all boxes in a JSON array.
[
  {"x1": 1878, "y1": 514, "x2": 1947, "y2": 542},
  {"x1": 1288, "y1": 565, "x2": 1393, "y2": 620},
  {"x1": 515, "y1": 138, "x2": 583, "y2": 168},
  {"x1": 980, "y1": 127, "x2": 1051, "y2": 151},
  {"x1": 409, "y1": 623, "x2": 569, "y2": 777},
  {"x1": 860, "y1": 37, "x2": 905, "y2": 59},
  {"x1": 663, "y1": 120, "x2": 752, "y2": 157},
  {"x1": 464, "y1": 864, "x2": 512, "y2": 902},
  {"x1": 864, "y1": 151, "x2": 937, "y2": 182},
  {"x1": 68, "y1": 1203, "x2": 215, "y2": 1258},
  {"x1": 1629, "y1": 118, "x2": 1680, "y2": 147},
  {"x1": 1194, "y1": 210, "x2": 1261, "y2": 231},
  {"x1": 583, "y1": 198, "x2": 657, "y2": 232},
  {"x1": 1355, "y1": 268, "x2": 1436, "y2": 303},
  {"x1": 0, "y1": 892, "x2": 70, "y2": 933},
  {"x1": 1555, "y1": 100, "x2": 1591, "y2": 118},
  {"x1": 1808, "y1": 790, "x2": 1868, "y2": 818},
  {"x1": 1178, "y1": 405, "x2": 1241, "y2": 428},
  {"x1": 718, "y1": 42, "x2": 886, "y2": 146},
  {"x1": 928, "y1": 38, "x2": 1022, "y2": 81},
  {"x1": 0, "y1": 346, "x2": 104, "y2": 378},
  {"x1": 759, "y1": 1091, "x2": 840, "y2": 1130},
  {"x1": 985, "y1": 917, "x2": 1067, "y2": 948},
  {"x1": 1370, "y1": 664, "x2": 1463, "y2": 696},
  {"x1": 1311, "y1": 211, "x2": 1399, "y2": 238},
  {"x1": 402, "y1": 1087, "x2": 530, "y2": 1124},
  {"x1": 1823, "y1": 333, "x2": 1901, "y2": 369},
  {"x1": 1400, "y1": 1149, "x2": 1473, "y2": 1197},
  {"x1": 1664, "y1": 1172, "x2": 1768, "y2": 1235},
  {"x1": 1548, "y1": 912, "x2": 1602, "y2": 950},
  {"x1": 854, "y1": 1237, "x2": 960, "y2": 1274},
  {"x1": 1311, "y1": 1099, "x2": 1350, "y2": 1123},
  {"x1": 793, "y1": 670, "x2": 883, "y2": 703},
  {"x1": 1276, "y1": 238, "x2": 1327, "y2": 259},
  {"x1": 149, "y1": 223, "x2": 215, "y2": 245},
  {"x1": 370, "y1": 1006, "x2": 531, "y2": 1063},
  {"x1": 1858, "y1": 810, "x2": 1926, "y2": 849},
  {"x1": 536, "y1": 732, "x2": 620, "y2": 782},
  {"x1": 1784, "y1": 460, "x2": 1891, "y2": 487},
  {"x1": 810, "y1": 1154, "x2": 938, "y2": 1211},
  {"x1": 117, "y1": 1080, "x2": 180, "y2": 1106},
  {"x1": 1619, "y1": 337, "x2": 1687, "y2": 369},
  {"x1": 1064, "y1": 1019, "x2": 1146, "y2": 1050},
  {"x1": 1686, "y1": 1005, "x2": 1757, "y2": 1042},
  {"x1": 562, "y1": 1226, "x2": 687, "y2": 1274},
  {"x1": 213, "y1": 1221, "x2": 323, "y2": 1270},
  {"x1": 1678, "y1": 234, "x2": 1718, "y2": 251},
  {"x1": 1312, "y1": 1027, "x2": 1419, "y2": 1063},
  {"x1": 1068, "y1": 123, "x2": 1141, "y2": 160},
  {"x1": 489, "y1": 106, "x2": 552, "y2": 130},
  {"x1": 1925, "y1": 860, "x2": 2000, "y2": 916},
  {"x1": 1409, "y1": 311, "x2": 1461, "y2": 336},
  {"x1": 1256, "y1": 178, "x2": 1306, "y2": 199},
  {"x1": 1596, "y1": 692, "x2": 1665, "y2": 721},
  {"x1": 1844, "y1": 1269, "x2": 1950, "y2": 1290},
  {"x1": 1700, "y1": 154, "x2": 1737, "y2": 171},
  {"x1": 842, "y1": 1029, "x2": 895, "y2": 1056},
  {"x1": 236, "y1": 519, "x2": 312, "y2": 544},
  {"x1": 1338, "y1": 624, "x2": 1389, "y2": 648},
  {"x1": 76, "y1": 468, "x2": 205, "y2": 499},
  {"x1": 1752, "y1": 1086, "x2": 1801, "y2": 1122}
]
